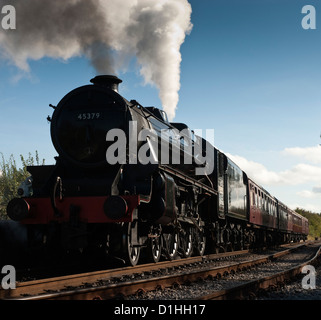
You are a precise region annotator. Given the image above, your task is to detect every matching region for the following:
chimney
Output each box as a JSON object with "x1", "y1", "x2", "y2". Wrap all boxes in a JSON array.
[{"x1": 90, "y1": 75, "x2": 122, "y2": 92}]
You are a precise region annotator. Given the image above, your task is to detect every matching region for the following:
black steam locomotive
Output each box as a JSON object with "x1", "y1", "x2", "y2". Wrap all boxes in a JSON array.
[{"x1": 7, "y1": 75, "x2": 308, "y2": 266}]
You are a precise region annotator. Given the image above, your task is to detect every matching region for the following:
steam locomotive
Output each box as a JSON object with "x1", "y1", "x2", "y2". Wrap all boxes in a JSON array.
[{"x1": 7, "y1": 75, "x2": 309, "y2": 266}]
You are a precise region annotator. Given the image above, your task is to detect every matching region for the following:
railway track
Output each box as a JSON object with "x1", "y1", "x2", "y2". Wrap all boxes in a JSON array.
[
  {"x1": 1, "y1": 249, "x2": 249, "y2": 300},
  {"x1": 195, "y1": 242, "x2": 321, "y2": 300},
  {"x1": 1, "y1": 242, "x2": 314, "y2": 300}
]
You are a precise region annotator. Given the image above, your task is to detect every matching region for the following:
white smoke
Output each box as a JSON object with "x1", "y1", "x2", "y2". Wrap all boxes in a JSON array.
[{"x1": 0, "y1": 0, "x2": 192, "y2": 120}]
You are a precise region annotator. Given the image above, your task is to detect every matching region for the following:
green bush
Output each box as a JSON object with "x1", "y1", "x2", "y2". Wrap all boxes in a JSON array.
[
  {"x1": 0, "y1": 151, "x2": 44, "y2": 220},
  {"x1": 295, "y1": 208, "x2": 321, "y2": 239}
]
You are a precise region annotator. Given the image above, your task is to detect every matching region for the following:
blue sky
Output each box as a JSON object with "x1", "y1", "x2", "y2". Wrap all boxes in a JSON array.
[{"x1": 1, "y1": 0, "x2": 321, "y2": 212}]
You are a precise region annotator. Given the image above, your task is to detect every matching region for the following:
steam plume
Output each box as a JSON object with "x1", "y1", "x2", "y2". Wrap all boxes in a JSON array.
[{"x1": 0, "y1": 0, "x2": 192, "y2": 120}]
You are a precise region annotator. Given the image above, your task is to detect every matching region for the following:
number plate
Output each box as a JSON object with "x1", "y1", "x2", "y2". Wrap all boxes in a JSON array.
[{"x1": 76, "y1": 112, "x2": 102, "y2": 121}]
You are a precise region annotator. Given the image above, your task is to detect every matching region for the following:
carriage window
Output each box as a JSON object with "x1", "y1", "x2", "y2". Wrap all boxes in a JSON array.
[
  {"x1": 273, "y1": 203, "x2": 276, "y2": 216},
  {"x1": 269, "y1": 199, "x2": 272, "y2": 214},
  {"x1": 251, "y1": 190, "x2": 256, "y2": 206},
  {"x1": 255, "y1": 188, "x2": 257, "y2": 206}
]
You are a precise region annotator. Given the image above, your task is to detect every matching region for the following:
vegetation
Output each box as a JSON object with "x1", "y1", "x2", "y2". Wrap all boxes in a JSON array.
[
  {"x1": 0, "y1": 151, "x2": 44, "y2": 220},
  {"x1": 295, "y1": 208, "x2": 321, "y2": 239}
]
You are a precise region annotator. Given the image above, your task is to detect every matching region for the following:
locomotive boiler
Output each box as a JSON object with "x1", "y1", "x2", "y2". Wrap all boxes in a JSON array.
[{"x1": 7, "y1": 75, "x2": 309, "y2": 266}]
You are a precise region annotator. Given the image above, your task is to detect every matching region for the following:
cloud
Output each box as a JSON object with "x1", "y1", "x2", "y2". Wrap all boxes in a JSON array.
[
  {"x1": 312, "y1": 186, "x2": 321, "y2": 193},
  {"x1": 226, "y1": 153, "x2": 321, "y2": 187},
  {"x1": 297, "y1": 190, "x2": 318, "y2": 198},
  {"x1": 283, "y1": 145, "x2": 321, "y2": 165},
  {"x1": 288, "y1": 202, "x2": 321, "y2": 213},
  {"x1": 299, "y1": 186, "x2": 321, "y2": 198},
  {"x1": 227, "y1": 150, "x2": 321, "y2": 211}
]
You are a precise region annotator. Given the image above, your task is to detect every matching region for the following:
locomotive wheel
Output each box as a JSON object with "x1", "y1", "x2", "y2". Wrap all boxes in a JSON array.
[
  {"x1": 214, "y1": 245, "x2": 226, "y2": 254},
  {"x1": 194, "y1": 228, "x2": 206, "y2": 256},
  {"x1": 147, "y1": 235, "x2": 162, "y2": 263},
  {"x1": 180, "y1": 226, "x2": 193, "y2": 258},
  {"x1": 163, "y1": 232, "x2": 178, "y2": 260},
  {"x1": 122, "y1": 222, "x2": 140, "y2": 266},
  {"x1": 146, "y1": 227, "x2": 163, "y2": 263}
]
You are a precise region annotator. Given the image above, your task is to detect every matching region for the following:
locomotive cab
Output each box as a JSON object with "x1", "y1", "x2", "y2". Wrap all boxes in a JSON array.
[{"x1": 145, "y1": 106, "x2": 169, "y2": 123}]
